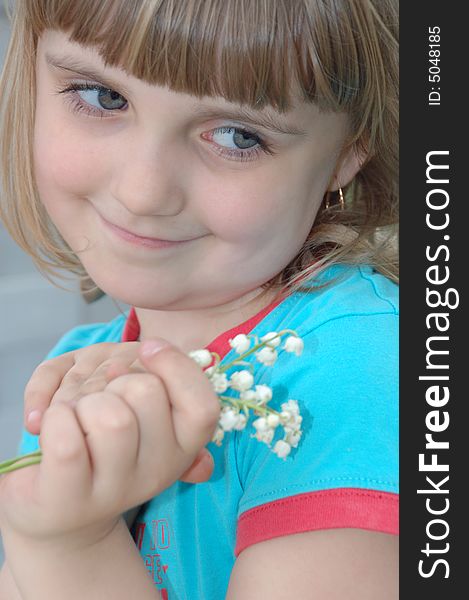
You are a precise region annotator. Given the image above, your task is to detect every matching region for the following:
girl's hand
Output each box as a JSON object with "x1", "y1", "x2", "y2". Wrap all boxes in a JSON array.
[
  {"x1": 24, "y1": 342, "x2": 144, "y2": 433},
  {"x1": 23, "y1": 341, "x2": 215, "y2": 484},
  {"x1": 0, "y1": 339, "x2": 220, "y2": 545}
]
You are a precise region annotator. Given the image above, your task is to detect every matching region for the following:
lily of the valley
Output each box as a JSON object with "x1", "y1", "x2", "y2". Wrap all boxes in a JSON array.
[
  {"x1": 0, "y1": 329, "x2": 305, "y2": 474},
  {"x1": 199, "y1": 328, "x2": 304, "y2": 460}
]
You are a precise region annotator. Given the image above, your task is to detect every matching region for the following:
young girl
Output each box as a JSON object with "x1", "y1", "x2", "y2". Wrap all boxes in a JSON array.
[{"x1": 0, "y1": 0, "x2": 399, "y2": 598}]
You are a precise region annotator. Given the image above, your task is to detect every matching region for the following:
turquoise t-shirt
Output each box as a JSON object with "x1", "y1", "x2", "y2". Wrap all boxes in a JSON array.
[{"x1": 19, "y1": 265, "x2": 399, "y2": 600}]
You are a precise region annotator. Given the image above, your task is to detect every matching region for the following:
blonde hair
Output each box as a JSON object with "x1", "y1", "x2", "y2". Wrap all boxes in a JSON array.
[{"x1": 0, "y1": 0, "x2": 398, "y2": 301}]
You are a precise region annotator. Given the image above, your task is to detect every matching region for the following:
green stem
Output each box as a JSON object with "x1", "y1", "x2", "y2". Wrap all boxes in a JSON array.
[
  {"x1": 0, "y1": 450, "x2": 42, "y2": 474},
  {"x1": 218, "y1": 395, "x2": 281, "y2": 417},
  {"x1": 218, "y1": 329, "x2": 298, "y2": 374},
  {"x1": 0, "y1": 456, "x2": 42, "y2": 474}
]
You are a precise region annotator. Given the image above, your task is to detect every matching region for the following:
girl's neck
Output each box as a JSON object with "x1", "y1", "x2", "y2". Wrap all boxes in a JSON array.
[{"x1": 135, "y1": 287, "x2": 280, "y2": 352}]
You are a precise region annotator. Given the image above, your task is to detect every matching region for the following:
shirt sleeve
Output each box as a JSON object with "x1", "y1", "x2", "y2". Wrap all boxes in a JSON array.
[{"x1": 234, "y1": 311, "x2": 399, "y2": 555}]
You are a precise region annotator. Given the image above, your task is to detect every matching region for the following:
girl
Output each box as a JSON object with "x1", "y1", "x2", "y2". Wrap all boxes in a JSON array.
[{"x1": 0, "y1": 0, "x2": 399, "y2": 598}]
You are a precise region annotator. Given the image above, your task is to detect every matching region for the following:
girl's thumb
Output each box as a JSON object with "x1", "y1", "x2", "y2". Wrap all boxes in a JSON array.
[{"x1": 140, "y1": 338, "x2": 172, "y2": 359}]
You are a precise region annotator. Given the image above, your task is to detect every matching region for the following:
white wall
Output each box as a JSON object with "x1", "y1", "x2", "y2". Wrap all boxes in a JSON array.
[{"x1": 0, "y1": 11, "x2": 128, "y2": 564}]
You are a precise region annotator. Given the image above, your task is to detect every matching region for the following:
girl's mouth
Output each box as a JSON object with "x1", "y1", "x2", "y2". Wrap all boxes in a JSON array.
[{"x1": 99, "y1": 215, "x2": 201, "y2": 249}]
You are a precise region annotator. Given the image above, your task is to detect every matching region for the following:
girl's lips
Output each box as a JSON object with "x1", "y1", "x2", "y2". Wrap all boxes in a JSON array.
[{"x1": 100, "y1": 215, "x2": 200, "y2": 249}]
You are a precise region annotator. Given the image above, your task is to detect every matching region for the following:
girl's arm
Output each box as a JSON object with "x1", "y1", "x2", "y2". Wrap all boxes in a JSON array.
[
  {"x1": 2, "y1": 518, "x2": 161, "y2": 600},
  {"x1": 0, "y1": 562, "x2": 23, "y2": 600},
  {"x1": 227, "y1": 529, "x2": 398, "y2": 599},
  {"x1": 1, "y1": 341, "x2": 219, "y2": 599}
]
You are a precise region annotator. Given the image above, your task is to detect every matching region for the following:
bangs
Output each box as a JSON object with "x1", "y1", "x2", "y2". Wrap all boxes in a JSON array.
[{"x1": 26, "y1": 0, "x2": 374, "y2": 113}]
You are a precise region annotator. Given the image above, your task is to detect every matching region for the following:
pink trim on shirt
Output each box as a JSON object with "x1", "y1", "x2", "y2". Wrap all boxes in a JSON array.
[
  {"x1": 121, "y1": 307, "x2": 140, "y2": 342},
  {"x1": 121, "y1": 298, "x2": 284, "y2": 358},
  {"x1": 235, "y1": 488, "x2": 399, "y2": 556}
]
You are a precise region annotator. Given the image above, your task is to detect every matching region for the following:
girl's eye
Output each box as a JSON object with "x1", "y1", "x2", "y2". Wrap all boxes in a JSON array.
[
  {"x1": 57, "y1": 83, "x2": 276, "y2": 162},
  {"x1": 204, "y1": 126, "x2": 275, "y2": 163},
  {"x1": 57, "y1": 83, "x2": 128, "y2": 116}
]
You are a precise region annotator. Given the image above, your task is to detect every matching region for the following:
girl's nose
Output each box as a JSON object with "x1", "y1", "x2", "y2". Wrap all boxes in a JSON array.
[{"x1": 111, "y1": 139, "x2": 186, "y2": 217}]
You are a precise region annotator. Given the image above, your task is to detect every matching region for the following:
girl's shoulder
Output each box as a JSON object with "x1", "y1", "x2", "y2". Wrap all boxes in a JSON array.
[
  {"x1": 44, "y1": 312, "x2": 128, "y2": 360},
  {"x1": 252, "y1": 264, "x2": 398, "y2": 344},
  {"x1": 292, "y1": 263, "x2": 398, "y2": 320},
  {"x1": 229, "y1": 266, "x2": 399, "y2": 542}
]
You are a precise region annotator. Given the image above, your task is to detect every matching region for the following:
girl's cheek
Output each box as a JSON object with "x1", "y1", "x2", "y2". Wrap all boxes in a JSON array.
[
  {"x1": 196, "y1": 171, "x2": 296, "y2": 239},
  {"x1": 34, "y1": 127, "x2": 103, "y2": 196}
]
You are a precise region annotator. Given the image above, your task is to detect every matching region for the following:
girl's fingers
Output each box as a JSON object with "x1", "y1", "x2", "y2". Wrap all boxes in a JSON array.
[
  {"x1": 26, "y1": 344, "x2": 145, "y2": 435},
  {"x1": 54, "y1": 359, "x2": 145, "y2": 405},
  {"x1": 179, "y1": 448, "x2": 214, "y2": 483},
  {"x1": 23, "y1": 352, "x2": 76, "y2": 434},
  {"x1": 105, "y1": 359, "x2": 145, "y2": 382},
  {"x1": 37, "y1": 402, "x2": 92, "y2": 511},
  {"x1": 73, "y1": 391, "x2": 140, "y2": 505},
  {"x1": 138, "y1": 340, "x2": 220, "y2": 454},
  {"x1": 104, "y1": 374, "x2": 181, "y2": 494},
  {"x1": 50, "y1": 345, "x2": 131, "y2": 404}
]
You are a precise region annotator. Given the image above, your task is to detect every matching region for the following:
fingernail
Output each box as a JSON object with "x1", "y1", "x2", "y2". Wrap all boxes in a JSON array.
[
  {"x1": 197, "y1": 450, "x2": 214, "y2": 468},
  {"x1": 141, "y1": 338, "x2": 171, "y2": 358},
  {"x1": 26, "y1": 410, "x2": 42, "y2": 428}
]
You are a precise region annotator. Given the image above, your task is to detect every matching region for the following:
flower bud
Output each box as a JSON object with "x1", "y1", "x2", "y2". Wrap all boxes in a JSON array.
[
  {"x1": 188, "y1": 349, "x2": 213, "y2": 368},
  {"x1": 229, "y1": 334, "x2": 251, "y2": 354},
  {"x1": 273, "y1": 440, "x2": 292, "y2": 459},
  {"x1": 254, "y1": 384, "x2": 273, "y2": 403},
  {"x1": 260, "y1": 331, "x2": 281, "y2": 347},
  {"x1": 230, "y1": 370, "x2": 254, "y2": 391},
  {"x1": 284, "y1": 430, "x2": 302, "y2": 448},
  {"x1": 212, "y1": 427, "x2": 225, "y2": 446},
  {"x1": 253, "y1": 428, "x2": 275, "y2": 445},
  {"x1": 266, "y1": 413, "x2": 280, "y2": 428},
  {"x1": 255, "y1": 346, "x2": 278, "y2": 366},
  {"x1": 252, "y1": 417, "x2": 269, "y2": 432},
  {"x1": 233, "y1": 413, "x2": 248, "y2": 430},
  {"x1": 240, "y1": 389, "x2": 258, "y2": 402},
  {"x1": 209, "y1": 372, "x2": 229, "y2": 393},
  {"x1": 283, "y1": 336, "x2": 304, "y2": 356},
  {"x1": 219, "y1": 408, "x2": 242, "y2": 431}
]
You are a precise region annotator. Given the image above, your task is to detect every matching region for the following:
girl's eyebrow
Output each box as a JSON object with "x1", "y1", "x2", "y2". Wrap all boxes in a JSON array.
[
  {"x1": 191, "y1": 107, "x2": 307, "y2": 136},
  {"x1": 45, "y1": 52, "x2": 133, "y2": 98},
  {"x1": 45, "y1": 52, "x2": 307, "y2": 136}
]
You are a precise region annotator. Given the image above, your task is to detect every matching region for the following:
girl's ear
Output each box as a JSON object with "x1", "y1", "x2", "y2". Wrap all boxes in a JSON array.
[{"x1": 328, "y1": 145, "x2": 367, "y2": 192}]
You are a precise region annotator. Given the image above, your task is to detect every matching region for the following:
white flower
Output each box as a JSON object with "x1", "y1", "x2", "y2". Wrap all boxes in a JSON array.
[
  {"x1": 253, "y1": 427, "x2": 275, "y2": 445},
  {"x1": 212, "y1": 427, "x2": 225, "y2": 446},
  {"x1": 260, "y1": 331, "x2": 281, "y2": 348},
  {"x1": 284, "y1": 429, "x2": 302, "y2": 448},
  {"x1": 281, "y1": 399, "x2": 300, "y2": 416},
  {"x1": 281, "y1": 415, "x2": 303, "y2": 432},
  {"x1": 233, "y1": 413, "x2": 248, "y2": 430},
  {"x1": 252, "y1": 417, "x2": 269, "y2": 432},
  {"x1": 280, "y1": 400, "x2": 302, "y2": 429},
  {"x1": 194, "y1": 329, "x2": 305, "y2": 460},
  {"x1": 229, "y1": 334, "x2": 251, "y2": 354},
  {"x1": 254, "y1": 384, "x2": 273, "y2": 404},
  {"x1": 207, "y1": 370, "x2": 229, "y2": 393},
  {"x1": 240, "y1": 389, "x2": 258, "y2": 402},
  {"x1": 230, "y1": 370, "x2": 254, "y2": 391},
  {"x1": 219, "y1": 408, "x2": 242, "y2": 431},
  {"x1": 273, "y1": 440, "x2": 292, "y2": 459},
  {"x1": 256, "y1": 346, "x2": 278, "y2": 366},
  {"x1": 266, "y1": 413, "x2": 280, "y2": 428},
  {"x1": 283, "y1": 336, "x2": 304, "y2": 356},
  {"x1": 188, "y1": 349, "x2": 213, "y2": 368}
]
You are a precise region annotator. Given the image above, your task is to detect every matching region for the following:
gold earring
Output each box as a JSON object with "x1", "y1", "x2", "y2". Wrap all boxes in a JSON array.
[
  {"x1": 324, "y1": 186, "x2": 345, "y2": 210},
  {"x1": 338, "y1": 186, "x2": 345, "y2": 210}
]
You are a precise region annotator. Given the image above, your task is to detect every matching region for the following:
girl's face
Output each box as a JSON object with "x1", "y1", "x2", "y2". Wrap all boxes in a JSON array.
[{"x1": 34, "y1": 30, "x2": 359, "y2": 311}]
